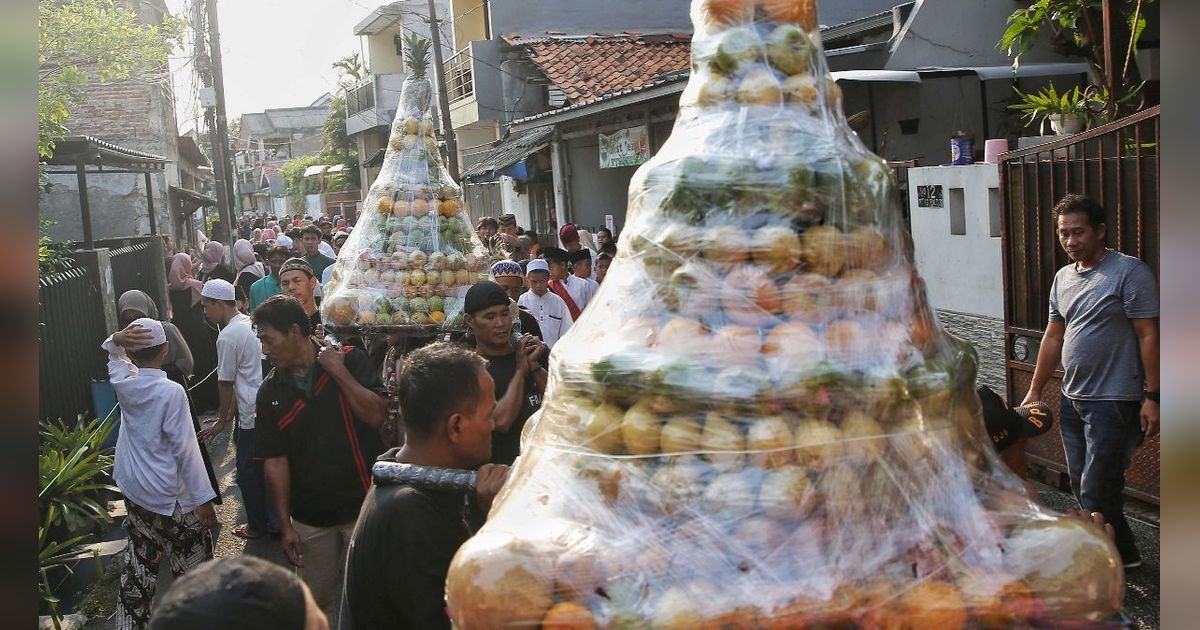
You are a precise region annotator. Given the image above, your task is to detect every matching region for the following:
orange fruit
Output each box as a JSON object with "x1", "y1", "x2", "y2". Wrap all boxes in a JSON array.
[
  {"x1": 438, "y1": 198, "x2": 460, "y2": 217},
  {"x1": 763, "y1": 0, "x2": 818, "y2": 31},
  {"x1": 391, "y1": 199, "x2": 410, "y2": 218},
  {"x1": 541, "y1": 602, "x2": 596, "y2": 629},
  {"x1": 698, "y1": 0, "x2": 755, "y2": 26},
  {"x1": 410, "y1": 198, "x2": 429, "y2": 216},
  {"x1": 377, "y1": 196, "x2": 393, "y2": 214},
  {"x1": 429, "y1": 310, "x2": 446, "y2": 324}
]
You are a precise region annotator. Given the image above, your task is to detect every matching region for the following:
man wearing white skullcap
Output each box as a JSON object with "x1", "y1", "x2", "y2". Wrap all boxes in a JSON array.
[
  {"x1": 199, "y1": 279, "x2": 273, "y2": 540},
  {"x1": 103, "y1": 319, "x2": 218, "y2": 629}
]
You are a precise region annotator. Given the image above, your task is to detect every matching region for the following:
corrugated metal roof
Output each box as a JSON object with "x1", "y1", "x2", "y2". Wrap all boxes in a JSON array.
[{"x1": 460, "y1": 126, "x2": 554, "y2": 180}]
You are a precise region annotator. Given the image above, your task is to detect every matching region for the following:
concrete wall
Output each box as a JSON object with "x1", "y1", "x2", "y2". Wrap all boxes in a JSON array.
[
  {"x1": 886, "y1": 0, "x2": 1069, "y2": 70},
  {"x1": 450, "y1": 0, "x2": 488, "y2": 49},
  {"x1": 564, "y1": 134, "x2": 639, "y2": 234},
  {"x1": 907, "y1": 163, "x2": 1002, "y2": 318},
  {"x1": 41, "y1": 71, "x2": 180, "y2": 242},
  {"x1": 838, "y1": 72, "x2": 1088, "y2": 165},
  {"x1": 489, "y1": 0, "x2": 692, "y2": 37}
]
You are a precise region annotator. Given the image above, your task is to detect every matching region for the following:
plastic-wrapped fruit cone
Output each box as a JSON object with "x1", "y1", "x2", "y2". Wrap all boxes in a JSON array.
[
  {"x1": 318, "y1": 33, "x2": 489, "y2": 337},
  {"x1": 445, "y1": 0, "x2": 1123, "y2": 626}
]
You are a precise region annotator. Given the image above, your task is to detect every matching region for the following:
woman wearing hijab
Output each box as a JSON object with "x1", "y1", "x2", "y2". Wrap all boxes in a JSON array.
[
  {"x1": 117, "y1": 289, "x2": 222, "y2": 504},
  {"x1": 233, "y1": 239, "x2": 266, "y2": 308},
  {"x1": 168, "y1": 252, "x2": 221, "y2": 413},
  {"x1": 198, "y1": 241, "x2": 235, "y2": 283}
]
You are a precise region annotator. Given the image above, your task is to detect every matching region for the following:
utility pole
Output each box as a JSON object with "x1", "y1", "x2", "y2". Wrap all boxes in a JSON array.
[
  {"x1": 426, "y1": 0, "x2": 460, "y2": 181},
  {"x1": 198, "y1": 0, "x2": 238, "y2": 251}
]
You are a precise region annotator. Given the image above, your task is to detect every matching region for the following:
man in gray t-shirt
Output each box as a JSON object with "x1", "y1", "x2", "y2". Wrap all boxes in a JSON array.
[{"x1": 1023, "y1": 194, "x2": 1159, "y2": 569}]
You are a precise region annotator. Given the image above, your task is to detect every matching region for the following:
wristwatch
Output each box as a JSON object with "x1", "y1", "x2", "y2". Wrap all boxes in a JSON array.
[{"x1": 1143, "y1": 389, "x2": 1160, "y2": 403}]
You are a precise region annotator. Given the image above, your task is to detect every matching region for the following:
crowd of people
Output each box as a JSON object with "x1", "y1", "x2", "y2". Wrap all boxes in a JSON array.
[{"x1": 102, "y1": 195, "x2": 1153, "y2": 629}]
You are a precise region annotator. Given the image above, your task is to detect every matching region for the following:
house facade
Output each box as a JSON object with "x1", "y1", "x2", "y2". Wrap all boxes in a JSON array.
[
  {"x1": 234, "y1": 94, "x2": 332, "y2": 218},
  {"x1": 39, "y1": 0, "x2": 202, "y2": 248}
]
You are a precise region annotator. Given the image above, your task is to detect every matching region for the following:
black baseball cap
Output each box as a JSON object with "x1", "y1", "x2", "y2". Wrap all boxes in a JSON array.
[
  {"x1": 977, "y1": 385, "x2": 1054, "y2": 451},
  {"x1": 464, "y1": 281, "x2": 511, "y2": 315},
  {"x1": 497, "y1": 213, "x2": 517, "y2": 227},
  {"x1": 541, "y1": 247, "x2": 568, "y2": 263},
  {"x1": 148, "y1": 556, "x2": 306, "y2": 630}
]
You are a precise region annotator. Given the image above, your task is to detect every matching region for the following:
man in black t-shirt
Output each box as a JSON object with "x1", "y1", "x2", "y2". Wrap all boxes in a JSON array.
[
  {"x1": 252, "y1": 295, "x2": 387, "y2": 620},
  {"x1": 462, "y1": 282, "x2": 547, "y2": 466},
  {"x1": 341, "y1": 343, "x2": 510, "y2": 630}
]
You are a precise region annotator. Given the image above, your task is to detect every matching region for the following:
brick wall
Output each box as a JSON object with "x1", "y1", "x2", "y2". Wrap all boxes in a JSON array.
[
  {"x1": 41, "y1": 0, "x2": 183, "y2": 242},
  {"x1": 936, "y1": 309, "x2": 1007, "y2": 397}
]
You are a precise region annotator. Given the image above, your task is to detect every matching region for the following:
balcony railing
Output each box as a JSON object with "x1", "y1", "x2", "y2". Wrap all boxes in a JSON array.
[
  {"x1": 446, "y1": 46, "x2": 474, "y2": 104},
  {"x1": 346, "y1": 77, "x2": 376, "y2": 118}
]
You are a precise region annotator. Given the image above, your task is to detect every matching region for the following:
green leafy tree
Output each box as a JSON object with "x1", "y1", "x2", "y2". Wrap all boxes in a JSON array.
[
  {"x1": 39, "y1": 0, "x2": 185, "y2": 186},
  {"x1": 999, "y1": 0, "x2": 1155, "y2": 121},
  {"x1": 332, "y1": 52, "x2": 364, "y2": 91}
]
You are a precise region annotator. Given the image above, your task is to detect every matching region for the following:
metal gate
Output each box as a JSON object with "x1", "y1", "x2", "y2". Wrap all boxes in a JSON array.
[
  {"x1": 999, "y1": 106, "x2": 1160, "y2": 503},
  {"x1": 39, "y1": 267, "x2": 108, "y2": 423}
]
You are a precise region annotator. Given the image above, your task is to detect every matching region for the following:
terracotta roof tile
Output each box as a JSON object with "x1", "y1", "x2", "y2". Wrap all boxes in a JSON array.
[{"x1": 518, "y1": 34, "x2": 693, "y2": 105}]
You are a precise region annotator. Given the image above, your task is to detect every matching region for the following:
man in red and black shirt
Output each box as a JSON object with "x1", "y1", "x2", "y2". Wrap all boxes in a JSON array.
[{"x1": 251, "y1": 295, "x2": 386, "y2": 619}]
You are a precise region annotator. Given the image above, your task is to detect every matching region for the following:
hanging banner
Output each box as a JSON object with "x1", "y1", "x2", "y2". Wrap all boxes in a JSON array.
[{"x1": 599, "y1": 125, "x2": 650, "y2": 168}]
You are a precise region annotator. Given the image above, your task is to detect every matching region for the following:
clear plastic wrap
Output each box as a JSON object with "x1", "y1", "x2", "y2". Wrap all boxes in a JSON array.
[
  {"x1": 320, "y1": 36, "x2": 489, "y2": 334},
  {"x1": 444, "y1": 1, "x2": 1126, "y2": 627}
]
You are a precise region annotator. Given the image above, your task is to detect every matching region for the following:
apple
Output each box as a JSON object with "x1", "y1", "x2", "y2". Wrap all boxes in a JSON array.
[
  {"x1": 700, "y1": 411, "x2": 745, "y2": 472},
  {"x1": 780, "y1": 272, "x2": 838, "y2": 326},
  {"x1": 702, "y1": 470, "x2": 757, "y2": 521},
  {"x1": 583, "y1": 402, "x2": 624, "y2": 454},
  {"x1": 793, "y1": 417, "x2": 843, "y2": 469},
  {"x1": 750, "y1": 225, "x2": 803, "y2": 274},
  {"x1": 747, "y1": 416, "x2": 794, "y2": 468},
  {"x1": 802, "y1": 225, "x2": 845, "y2": 277},
  {"x1": 758, "y1": 465, "x2": 816, "y2": 520},
  {"x1": 620, "y1": 397, "x2": 661, "y2": 456},
  {"x1": 707, "y1": 324, "x2": 762, "y2": 366},
  {"x1": 659, "y1": 415, "x2": 702, "y2": 454},
  {"x1": 703, "y1": 224, "x2": 752, "y2": 265},
  {"x1": 721, "y1": 265, "x2": 782, "y2": 328}
]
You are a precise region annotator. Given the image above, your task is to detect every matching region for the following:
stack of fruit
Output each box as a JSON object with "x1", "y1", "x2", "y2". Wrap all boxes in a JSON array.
[
  {"x1": 444, "y1": 1, "x2": 1125, "y2": 628},
  {"x1": 320, "y1": 34, "x2": 487, "y2": 333}
]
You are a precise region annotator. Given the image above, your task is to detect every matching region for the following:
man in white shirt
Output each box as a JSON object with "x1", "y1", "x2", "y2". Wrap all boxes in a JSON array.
[
  {"x1": 104, "y1": 319, "x2": 217, "y2": 630},
  {"x1": 569, "y1": 248, "x2": 600, "y2": 302},
  {"x1": 197, "y1": 279, "x2": 273, "y2": 540},
  {"x1": 518, "y1": 259, "x2": 573, "y2": 349}
]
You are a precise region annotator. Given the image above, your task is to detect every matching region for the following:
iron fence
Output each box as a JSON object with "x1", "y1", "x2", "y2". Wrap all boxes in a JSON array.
[
  {"x1": 999, "y1": 105, "x2": 1160, "y2": 503},
  {"x1": 39, "y1": 267, "x2": 108, "y2": 423}
]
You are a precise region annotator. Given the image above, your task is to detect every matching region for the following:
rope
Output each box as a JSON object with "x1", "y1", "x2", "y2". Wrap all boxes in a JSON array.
[{"x1": 185, "y1": 367, "x2": 219, "y2": 391}]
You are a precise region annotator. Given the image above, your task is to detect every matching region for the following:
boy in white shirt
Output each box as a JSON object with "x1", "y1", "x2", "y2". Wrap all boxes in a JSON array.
[
  {"x1": 104, "y1": 319, "x2": 217, "y2": 630},
  {"x1": 197, "y1": 279, "x2": 273, "y2": 540},
  {"x1": 517, "y1": 259, "x2": 573, "y2": 349}
]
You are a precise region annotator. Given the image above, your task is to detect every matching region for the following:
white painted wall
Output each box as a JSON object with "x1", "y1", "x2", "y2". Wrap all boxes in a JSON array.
[
  {"x1": 499, "y1": 176, "x2": 532, "y2": 228},
  {"x1": 907, "y1": 164, "x2": 1003, "y2": 319}
]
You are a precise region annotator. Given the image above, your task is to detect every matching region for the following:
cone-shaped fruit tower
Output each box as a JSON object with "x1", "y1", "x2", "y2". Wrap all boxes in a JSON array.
[
  {"x1": 321, "y1": 33, "x2": 488, "y2": 333},
  {"x1": 445, "y1": 1, "x2": 1125, "y2": 627}
]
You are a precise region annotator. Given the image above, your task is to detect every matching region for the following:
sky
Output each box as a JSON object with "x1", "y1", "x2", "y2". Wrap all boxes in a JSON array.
[{"x1": 167, "y1": 0, "x2": 371, "y2": 132}]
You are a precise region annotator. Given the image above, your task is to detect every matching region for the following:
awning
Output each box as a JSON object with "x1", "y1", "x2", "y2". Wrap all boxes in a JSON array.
[
  {"x1": 43, "y1": 135, "x2": 169, "y2": 171},
  {"x1": 169, "y1": 185, "x2": 217, "y2": 212},
  {"x1": 831, "y1": 70, "x2": 922, "y2": 83},
  {"x1": 460, "y1": 126, "x2": 555, "y2": 181},
  {"x1": 916, "y1": 62, "x2": 1090, "y2": 81},
  {"x1": 303, "y1": 164, "x2": 331, "y2": 177},
  {"x1": 327, "y1": 163, "x2": 348, "y2": 173}
]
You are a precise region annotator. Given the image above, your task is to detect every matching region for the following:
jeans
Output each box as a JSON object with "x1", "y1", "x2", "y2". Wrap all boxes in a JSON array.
[
  {"x1": 1059, "y1": 396, "x2": 1144, "y2": 560},
  {"x1": 234, "y1": 426, "x2": 278, "y2": 533}
]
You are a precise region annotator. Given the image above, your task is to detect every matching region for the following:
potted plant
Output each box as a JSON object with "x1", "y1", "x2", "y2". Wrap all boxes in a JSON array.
[{"x1": 1009, "y1": 82, "x2": 1092, "y2": 135}]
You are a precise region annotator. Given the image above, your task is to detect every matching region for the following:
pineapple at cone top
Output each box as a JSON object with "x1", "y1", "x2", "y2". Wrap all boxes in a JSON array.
[
  {"x1": 321, "y1": 34, "x2": 487, "y2": 332},
  {"x1": 445, "y1": 2, "x2": 1123, "y2": 628}
]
